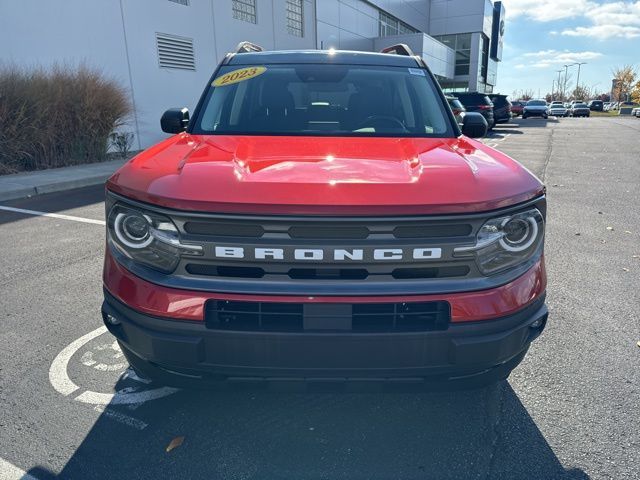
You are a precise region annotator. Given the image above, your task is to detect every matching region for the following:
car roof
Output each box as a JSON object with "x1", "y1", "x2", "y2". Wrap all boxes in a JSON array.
[{"x1": 226, "y1": 50, "x2": 421, "y2": 67}]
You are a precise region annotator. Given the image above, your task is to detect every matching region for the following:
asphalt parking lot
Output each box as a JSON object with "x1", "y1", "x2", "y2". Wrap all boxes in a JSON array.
[{"x1": 1, "y1": 116, "x2": 639, "y2": 480}]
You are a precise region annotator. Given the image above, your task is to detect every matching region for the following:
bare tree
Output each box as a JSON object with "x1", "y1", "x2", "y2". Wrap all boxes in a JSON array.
[
  {"x1": 572, "y1": 84, "x2": 592, "y2": 101},
  {"x1": 510, "y1": 89, "x2": 539, "y2": 101}
]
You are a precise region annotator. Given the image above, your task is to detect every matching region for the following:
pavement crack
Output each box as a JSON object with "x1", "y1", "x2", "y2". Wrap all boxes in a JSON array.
[
  {"x1": 482, "y1": 382, "x2": 507, "y2": 480},
  {"x1": 540, "y1": 126, "x2": 555, "y2": 183}
]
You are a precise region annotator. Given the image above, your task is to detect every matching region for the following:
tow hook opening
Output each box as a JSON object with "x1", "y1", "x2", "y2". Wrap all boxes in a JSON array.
[{"x1": 528, "y1": 312, "x2": 548, "y2": 342}]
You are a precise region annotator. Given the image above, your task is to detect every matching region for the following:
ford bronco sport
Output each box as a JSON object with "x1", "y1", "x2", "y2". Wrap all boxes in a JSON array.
[{"x1": 102, "y1": 42, "x2": 548, "y2": 389}]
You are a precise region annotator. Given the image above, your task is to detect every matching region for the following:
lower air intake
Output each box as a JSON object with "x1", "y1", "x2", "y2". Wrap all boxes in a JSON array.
[{"x1": 204, "y1": 300, "x2": 450, "y2": 333}]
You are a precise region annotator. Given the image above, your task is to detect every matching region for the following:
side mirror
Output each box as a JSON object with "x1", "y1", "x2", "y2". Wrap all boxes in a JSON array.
[
  {"x1": 161, "y1": 108, "x2": 190, "y2": 134},
  {"x1": 461, "y1": 112, "x2": 488, "y2": 138}
]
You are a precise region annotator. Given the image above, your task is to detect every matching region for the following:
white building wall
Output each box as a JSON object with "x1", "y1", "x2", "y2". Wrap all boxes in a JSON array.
[
  {"x1": 316, "y1": 0, "x2": 380, "y2": 50},
  {"x1": 428, "y1": 0, "x2": 492, "y2": 37},
  {"x1": 0, "y1": 0, "x2": 316, "y2": 149},
  {"x1": 120, "y1": 0, "x2": 218, "y2": 150},
  {"x1": 372, "y1": 34, "x2": 454, "y2": 78}
]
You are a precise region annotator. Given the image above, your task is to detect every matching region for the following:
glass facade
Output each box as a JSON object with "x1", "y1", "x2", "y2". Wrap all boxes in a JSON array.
[
  {"x1": 378, "y1": 10, "x2": 418, "y2": 37},
  {"x1": 479, "y1": 34, "x2": 489, "y2": 83},
  {"x1": 433, "y1": 33, "x2": 471, "y2": 76}
]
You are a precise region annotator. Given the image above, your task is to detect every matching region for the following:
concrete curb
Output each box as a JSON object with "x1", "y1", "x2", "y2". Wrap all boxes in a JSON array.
[{"x1": 0, "y1": 159, "x2": 127, "y2": 202}]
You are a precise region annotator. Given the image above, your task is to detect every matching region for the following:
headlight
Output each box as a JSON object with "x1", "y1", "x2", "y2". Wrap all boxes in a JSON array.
[
  {"x1": 454, "y1": 208, "x2": 544, "y2": 275},
  {"x1": 107, "y1": 204, "x2": 202, "y2": 273}
]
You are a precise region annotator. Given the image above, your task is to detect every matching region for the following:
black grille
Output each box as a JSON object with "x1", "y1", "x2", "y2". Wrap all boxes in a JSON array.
[
  {"x1": 173, "y1": 212, "x2": 483, "y2": 285},
  {"x1": 205, "y1": 300, "x2": 450, "y2": 333},
  {"x1": 184, "y1": 221, "x2": 264, "y2": 237},
  {"x1": 186, "y1": 264, "x2": 470, "y2": 280}
]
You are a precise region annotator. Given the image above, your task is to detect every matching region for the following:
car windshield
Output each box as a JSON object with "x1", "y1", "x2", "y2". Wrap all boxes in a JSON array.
[
  {"x1": 527, "y1": 100, "x2": 546, "y2": 106},
  {"x1": 193, "y1": 64, "x2": 453, "y2": 137},
  {"x1": 574, "y1": 103, "x2": 587, "y2": 107}
]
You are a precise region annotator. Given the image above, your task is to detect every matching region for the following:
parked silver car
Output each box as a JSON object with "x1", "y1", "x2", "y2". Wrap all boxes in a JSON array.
[{"x1": 522, "y1": 100, "x2": 549, "y2": 119}]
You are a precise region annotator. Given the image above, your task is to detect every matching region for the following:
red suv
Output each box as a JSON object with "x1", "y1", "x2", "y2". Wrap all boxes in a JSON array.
[{"x1": 102, "y1": 43, "x2": 547, "y2": 389}]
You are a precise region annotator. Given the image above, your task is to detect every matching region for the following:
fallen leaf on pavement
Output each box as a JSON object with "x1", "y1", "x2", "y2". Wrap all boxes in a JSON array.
[{"x1": 166, "y1": 436, "x2": 185, "y2": 453}]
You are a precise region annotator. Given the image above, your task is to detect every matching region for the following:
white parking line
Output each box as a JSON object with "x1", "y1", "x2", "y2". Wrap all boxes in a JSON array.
[
  {"x1": 0, "y1": 457, "x2": 40, "y2": 480},
  {"x1": 0, "y1": 205, "x2": 105, "y2": 226},
  {"x1": 49, "y1": 326, "x2": 179, "y2": 406}
]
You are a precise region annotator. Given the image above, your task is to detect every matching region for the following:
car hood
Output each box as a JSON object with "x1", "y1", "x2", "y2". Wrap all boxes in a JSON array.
[{"x1": 107, "y1": 134, "x2": 544, "y2": 215}]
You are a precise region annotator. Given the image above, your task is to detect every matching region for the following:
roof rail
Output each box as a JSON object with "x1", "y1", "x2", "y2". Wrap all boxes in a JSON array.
[
  {"x1": 234, "y1": 41, "x2": 264, "y2": 54},
  {"x1": 380, "y1": 44, "x2": 415, "y2": 57}
]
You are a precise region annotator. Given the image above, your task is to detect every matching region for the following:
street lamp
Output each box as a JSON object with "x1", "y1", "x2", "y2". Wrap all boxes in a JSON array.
[
  {"x1": 563, "y1": 64, "x2": 576, "y2": 99},
  {"x1": 575, "y1": 62, "x2": 587, "y2": 93},
  {"x1": 556, "y1": 70, "x2": 563, "y2": 100}
]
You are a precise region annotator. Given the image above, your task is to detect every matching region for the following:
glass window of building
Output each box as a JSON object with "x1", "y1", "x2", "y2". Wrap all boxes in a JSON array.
[
  {"x1": 286, "y1": 0, "x2": 304, "y2": 37},
  {"x1": 479, "y1": 34, "x2": 489, "y2": 83},
  {"x1": 232, "y1": 0, "x2": 257, "y2": 24},
  {"x1": 379, "y1": 10, "x2": 418, "y2": 37},
  {"x1": 398, "y1": 21, "x2": 418, "y2": 35},
  {"x1": 434, "y1": 33, "x2": 471, "y2": 76},
  {"x1": 379, "y1": 11, "x2": 399, "y2": 36}
]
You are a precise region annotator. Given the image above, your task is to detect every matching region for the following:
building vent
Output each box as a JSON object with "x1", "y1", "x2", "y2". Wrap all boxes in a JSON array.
[{"x1": 156, "y1": 33, "x2": 195, "y2": 71}]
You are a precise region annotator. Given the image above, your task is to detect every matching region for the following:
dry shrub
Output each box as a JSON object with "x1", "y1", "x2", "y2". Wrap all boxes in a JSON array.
[{"x1": 0, "y1": 64, "x2": 131, "y2": 174}]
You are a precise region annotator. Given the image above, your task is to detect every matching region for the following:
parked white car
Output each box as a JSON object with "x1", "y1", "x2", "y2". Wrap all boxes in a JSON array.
[{"x1": 548, "y1": 101, "x2": 569, "y2": 117}]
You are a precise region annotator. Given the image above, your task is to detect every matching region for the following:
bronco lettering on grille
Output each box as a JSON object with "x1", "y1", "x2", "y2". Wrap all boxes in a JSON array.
[{"x1": 212, "y1": 247, "x2": 442, "y2": 261}]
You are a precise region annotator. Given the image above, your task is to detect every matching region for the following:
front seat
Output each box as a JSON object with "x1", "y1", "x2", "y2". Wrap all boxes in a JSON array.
[
  {"x1": 251, "y1": 79, "x2": 296, "y2": 132},
  {"x1": 346, "y1": 85, "x2": 393, "y2": 130}
]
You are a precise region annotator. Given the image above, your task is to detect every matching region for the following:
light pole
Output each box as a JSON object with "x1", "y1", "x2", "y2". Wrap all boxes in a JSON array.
[
  {"x1": 575, "y1": 62, "x2": 587, "y2": 96},
  {"x1": 563, "y1": 64, "x2": 575, "y2": 99},
  {"x1": 556, "y1": 70, "x2": 563, "y2": 100}
]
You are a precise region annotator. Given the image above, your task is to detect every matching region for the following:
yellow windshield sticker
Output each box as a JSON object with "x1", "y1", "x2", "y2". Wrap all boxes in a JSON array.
[{"x1": 212, "y1": 66, "x2": 267, "y2": 87}]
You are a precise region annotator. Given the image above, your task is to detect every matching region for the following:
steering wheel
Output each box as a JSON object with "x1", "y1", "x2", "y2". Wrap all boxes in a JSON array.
[{"x1": 356, "y1": 115, "x2": 407, "y2": 131}]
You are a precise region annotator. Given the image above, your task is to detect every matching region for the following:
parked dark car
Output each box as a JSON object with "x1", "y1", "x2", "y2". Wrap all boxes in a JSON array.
[
  {"x1": 446, "y1": 96, "x2": 466, "y2": 126},
  {"x1": 510, "y1": 101, "x2": 525, "y2": 117},
  {"x1": 570, "y1": 103, "x2": 590, "y2": 117},
  {"x1": 490, "y1": 94, "x2": 512, "y2": 124},
  {"x1": 451, "y1": 92, "x2": 495, "y2": 130},
  {"x1": 588, "y1": 100, "x2": 603, "y2": 111}
]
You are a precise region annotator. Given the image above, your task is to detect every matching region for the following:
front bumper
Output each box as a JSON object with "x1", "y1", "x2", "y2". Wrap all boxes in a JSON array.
[
  {"x1": 102, "y1": 290, "x2": 547, "y2": 389},
  {"x1": 523, "y1": 109, "x2": 548, "y2": 117}
]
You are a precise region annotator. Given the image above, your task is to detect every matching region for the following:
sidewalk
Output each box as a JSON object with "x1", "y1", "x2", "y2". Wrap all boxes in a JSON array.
[{"x1": 0, "y1": 159, "x2": 127, "y2": 202}]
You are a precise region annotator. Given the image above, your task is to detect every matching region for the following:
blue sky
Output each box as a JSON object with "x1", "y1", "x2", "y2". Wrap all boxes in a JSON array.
[{"x1": 496, "y1": 0, "x2": 640, "y2": 98}]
